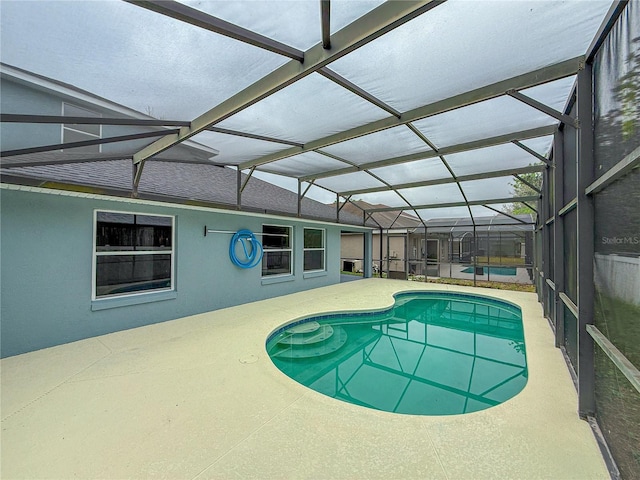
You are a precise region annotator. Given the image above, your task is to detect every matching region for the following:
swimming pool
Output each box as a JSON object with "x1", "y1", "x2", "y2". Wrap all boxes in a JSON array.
[
  {"x1": 461, "y1": 266, "x2": 518, "y2": 276},
  {"x1": 267, "y1": 292, "x2": 527, "y2": 416}
]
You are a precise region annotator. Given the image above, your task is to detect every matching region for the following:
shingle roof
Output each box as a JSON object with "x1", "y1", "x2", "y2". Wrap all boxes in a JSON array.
[
  {"x1": 418, "y1": 214, "x2": 535, "y2": 234},
  {"x1": 0, "y1": 158, "x2": 367, "y2": 226},
  {"x1": 338, "y1": 200, "x2": 422, "y2": 229}
]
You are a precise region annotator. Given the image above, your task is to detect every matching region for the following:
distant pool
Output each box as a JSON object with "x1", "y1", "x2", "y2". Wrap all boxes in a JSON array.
[
  {"x1": 267, "y1": 292, "x2": 527, "y2": 416},
  {"x1": 461, "y1": 266, "x2": 517, "y2": 276}
]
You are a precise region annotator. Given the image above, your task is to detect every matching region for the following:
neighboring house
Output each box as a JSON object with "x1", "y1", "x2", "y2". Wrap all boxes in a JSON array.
[
  {"x1": 0, "y1": 64, "x2": 373, "y2": 357},
  {"x1": 339, "y1": 200, "x2": 421, "y2": 277},
  {"x1": 1, "y1": 63, "x2": 218, "y2": 161},
  {"x1": 339, "y1": 199, "x2": 533, "y2": 281}
]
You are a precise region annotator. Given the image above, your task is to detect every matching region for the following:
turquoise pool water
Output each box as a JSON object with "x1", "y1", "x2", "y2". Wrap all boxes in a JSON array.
[
  {"x1": 461, "y1": 266, "x2": 517, "y2": 276},
  {"x1": 267, "y1": 292, "x2": 527, "y2": 416}
]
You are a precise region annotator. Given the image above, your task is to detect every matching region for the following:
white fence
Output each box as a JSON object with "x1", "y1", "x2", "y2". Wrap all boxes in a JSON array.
[{"x1": 594, "y1": 254, "x2": 640, "y2": 306}]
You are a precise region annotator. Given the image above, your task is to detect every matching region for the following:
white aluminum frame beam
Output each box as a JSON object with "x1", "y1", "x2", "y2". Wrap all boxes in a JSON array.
[
  {"x1": 507, "y1": 90, "x2": 579, "y2": 128},
  {"x1": 298, "y1": 125, "x2": 556, "y2": 181},
  {"x1": 365, "y1": 195, "x2": 540, "y2": 213},
  {"x1": 241, "y1": 57, "x2": 582, "y2": 170},
  {"x1": 131, "y1": 0, "x2": 447, "y2": 184},
  {"x1": 337, "y1": 164, "x2": 546, "y2": 195},
  {"x1": 126, "y1": 0, "x2": 305, "y2": 60}
]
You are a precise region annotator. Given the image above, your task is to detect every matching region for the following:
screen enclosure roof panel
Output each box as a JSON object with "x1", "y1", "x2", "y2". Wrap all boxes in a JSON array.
[{"x1": 0, "y1": 0, "x2": 620, "y2": 222}]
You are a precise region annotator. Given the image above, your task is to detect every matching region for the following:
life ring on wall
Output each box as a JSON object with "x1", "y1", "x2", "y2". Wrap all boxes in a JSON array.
[{"x1": 229, "y1": 229, "x2": 263, "y2": 269}]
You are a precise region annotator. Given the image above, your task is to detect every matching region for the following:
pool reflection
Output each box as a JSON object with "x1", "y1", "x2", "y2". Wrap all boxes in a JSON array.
[{"x1": 268, "y1": 294, "x2": 527, "y2": 415}]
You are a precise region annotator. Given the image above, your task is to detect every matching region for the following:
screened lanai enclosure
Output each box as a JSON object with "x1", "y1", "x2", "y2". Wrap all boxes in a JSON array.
[
  {"x1": 341, "y1": 213, "x2": 535, "y2": 284},
  {"x1": 1, "y1": 0, "x2": 639, "y2": 477}
]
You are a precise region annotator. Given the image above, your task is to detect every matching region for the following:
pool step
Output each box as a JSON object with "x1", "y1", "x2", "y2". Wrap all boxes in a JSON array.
[
  {"x1": 273, "y1": 324, "x2": 348, "y2": 359},
  {"x1": 278, "y1": 323, "x2": 335, "y2": 345}
]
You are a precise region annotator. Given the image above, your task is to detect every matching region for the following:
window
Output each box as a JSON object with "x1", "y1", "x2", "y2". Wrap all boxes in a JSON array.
[
  {"x1": 262, "y1": 225, "x2": 292, "y2": 277},
  {"x1": 62, "y1": 103, "x2": 101, "y2": 153},
  {"x1": 304, "y1": 228, "x2": 325, "y2": 272},
  {"x1": 93, "y1": 211, "x2": 174, "y2": 299}
]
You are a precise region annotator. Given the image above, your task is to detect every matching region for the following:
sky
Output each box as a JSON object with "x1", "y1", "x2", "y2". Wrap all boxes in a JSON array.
[
  {"x1": 1, "y1": 0, "x2": 582, "y2": 218},
  {"x1": 0, "y1": 0, "x2": 380, "y2": 205}
]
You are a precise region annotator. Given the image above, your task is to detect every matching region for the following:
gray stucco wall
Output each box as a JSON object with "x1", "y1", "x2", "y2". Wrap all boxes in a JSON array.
[
  {"x1": 0, "y1": 187, "x2": 344, "y2": 357},
  {"x1": 1, "y1": 80, "x2": 61, "y2": 149},
  {"x1": 1, "y1": 77, "x2": 211, "y2": 160}
]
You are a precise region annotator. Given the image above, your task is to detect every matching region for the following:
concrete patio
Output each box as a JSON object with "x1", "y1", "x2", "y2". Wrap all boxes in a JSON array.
[{"x1": 1, "y1": 279, "x2": 609, "y2": 479}]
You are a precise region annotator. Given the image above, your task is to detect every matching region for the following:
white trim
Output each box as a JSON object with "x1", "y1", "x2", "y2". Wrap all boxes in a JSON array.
[
  {"x1": 0, "y1": 183, "x2": 373, "y2": 231},
  {"x1": 63, "y1": 125, "x2": 101, "y2": 138},
  {"x1": 92, "y1": 208, "x2": 175, "y2": 301},
  {"x1": 303, "y1": 227, "x2": 326, "y2": 273},
  {"x1": 62, "y1": 102, "x2": 102, "y2": 153},
  {"x1": 262, "y1": 224, "x2": 293, "y2": 278},
  {"x1": 91, "y1": 290, "x2": 177, "y2": 311}
]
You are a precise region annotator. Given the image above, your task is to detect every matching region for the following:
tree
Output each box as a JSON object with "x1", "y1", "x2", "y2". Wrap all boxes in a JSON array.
[{"x1": 506, "y1": 170, "x2": 542, "y2": 215}]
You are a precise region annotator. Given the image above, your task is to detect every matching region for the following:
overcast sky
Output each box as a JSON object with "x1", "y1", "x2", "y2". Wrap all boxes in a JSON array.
[{"x1": 0, "y1": 0, "x2": 566, "y2": 216}]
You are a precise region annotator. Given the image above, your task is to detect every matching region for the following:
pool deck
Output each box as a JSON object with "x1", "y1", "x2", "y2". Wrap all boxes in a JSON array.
[{"x1": 1, "y1": 279, "x2": 609, "y2": 479}]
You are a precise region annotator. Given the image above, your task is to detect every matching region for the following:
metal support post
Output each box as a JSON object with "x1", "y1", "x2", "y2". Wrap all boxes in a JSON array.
[
  {"x1": 363, "y1": 230, "x2": 373, "y2": 278},
  {"x1": 236, "y1": 168, "x2": 242, "y2": 210},
  {"x1": 404, "y1": 232, "x2": 409, "y2": 279},
  {"x1": 424, "y1": 227, "x2": 428, "y2": 282},
  {"x1": 379, "y1": 227, "x2": 384, "y2": 278},
  {"x1": 542, "y1": 165, "x2": 551, "y2": 317},
  {"x1": 386, "y1": 231, "x2": 390, "y2": 278},
  {"x1": 554, "y1": 129, "x2": 565, "y2": 347},
  {"x1": 473, "y1": 225, "x2": 477, "y2": 287},
  {"x1": 576, "y1": 63, "x2": 595, "y2": 417},
  {"x1": 487, "y1": 231, "x2": 491, "y2": 283}
]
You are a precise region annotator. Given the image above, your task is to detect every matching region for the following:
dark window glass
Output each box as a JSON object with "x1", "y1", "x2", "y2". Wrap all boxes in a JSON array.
[
  {"x1": 262, "y1": 251, "x2": 291, "y2": 276},
  {"x1": 95, "y1": 212, "x2": 173, "y2": 298},
  {"x1": 304, "y1": 250, "x2": 324, "y2": 271},
  {"x1": 96, "y1": 254, "x2": 171, "y2": 297},
  {"x1": 96, "y1": 213, "x2": 172, "y2": 251},
  {"x1": 303, "y1": 228, "x2": 324, "y2": 271},
  {"x1": 304, "y1": 229, "x2": 323, "y2": 249},
  {"x1": 262, "y1": 225, "x2": 292, "y2": 276},
  {"x1": 263, "y1": 225, "x2": 290, "y2": 249}
]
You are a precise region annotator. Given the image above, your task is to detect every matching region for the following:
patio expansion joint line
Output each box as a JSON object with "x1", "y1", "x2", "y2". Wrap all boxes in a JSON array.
[
  {"x1": 190, "y1": 392, "x2": 308, "y2": 480},
  {"x1": 0, "y1": 339, "x2": 113, "y2": 423},
  {"x1": 423, "y1": 424, "x2": 451, "y2": 480}
]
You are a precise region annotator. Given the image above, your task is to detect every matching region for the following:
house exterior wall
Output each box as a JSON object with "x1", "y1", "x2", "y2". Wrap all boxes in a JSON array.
[
  {"x1": 341, "y1": 232, "x2": 408, "y2": 272},
  {"x1": 340, "y1": 233, "x2": 364, "y2": 260},
  {"x1": 0, "y1": 76, "x2": 211, "y2": 160},
  {"x1": 1, "y1": 80, "x2": 62, "y2": 149},
  {"x1": 0, "y1": 186, "x2": 345, "y2": 357}
]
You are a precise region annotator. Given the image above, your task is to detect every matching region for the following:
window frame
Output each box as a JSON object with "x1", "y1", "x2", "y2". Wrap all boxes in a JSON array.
[
  {"x1": 261, "y1": 224, "x2": 293, "y2": 278},
  {"x1": 303, "y1": 227, "x2": 326, "y2": 272},
  {"x1": 62, "y1": 102, "x2": 102, "y2": 153},
  {"x1": 92, "y1": 209, "x2": 175, "y2": 301}
]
